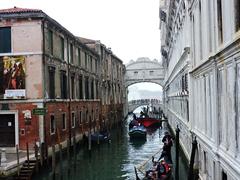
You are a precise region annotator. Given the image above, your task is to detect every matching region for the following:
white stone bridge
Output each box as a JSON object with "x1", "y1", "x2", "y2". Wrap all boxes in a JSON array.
[
  {"x1": 128, "y1": 98, "x2": 163, "y2": 113},
  {"x1": 124, "y1": 57, "x2": 165, "y2": 87}
]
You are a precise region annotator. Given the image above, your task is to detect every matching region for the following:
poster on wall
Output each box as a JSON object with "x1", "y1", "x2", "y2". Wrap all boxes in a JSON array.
[{"x1": 0, "y1": 56, "x2": 26, "y2": 99}]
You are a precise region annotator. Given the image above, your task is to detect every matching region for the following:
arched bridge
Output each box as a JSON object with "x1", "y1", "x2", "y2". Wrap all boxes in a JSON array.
[
  {"x1": 125, "y1": 57, "x2": 165, "y2": 87},
  {"x1": 128, "y1": 99, "x2": 163, "y2": 113}
]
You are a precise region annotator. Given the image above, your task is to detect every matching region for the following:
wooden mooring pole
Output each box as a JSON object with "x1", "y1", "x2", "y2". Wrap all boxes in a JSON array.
[
  {"x1": 34, "y1": 142, "x2": 39, "y2": 173},
  {"x1": 52, "y1": 145, "x2": 56, "y2": 175},
  {"x1": 188, "y1": 137, "x2": 198, "y2": 180},
  {"x1": 16, "y1": 145, "x2": 20, "y2": 176},
  {"x1": 175, "y1": 126, "x2": 180, "y2": 180},
  {"x1": 26, "y1": 142, "x2": 30, "y2": 169}
]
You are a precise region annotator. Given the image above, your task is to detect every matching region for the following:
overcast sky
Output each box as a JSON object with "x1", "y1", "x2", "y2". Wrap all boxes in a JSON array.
[{"x1": 1, "y1": 0, "x2": 160, "y2": 64}]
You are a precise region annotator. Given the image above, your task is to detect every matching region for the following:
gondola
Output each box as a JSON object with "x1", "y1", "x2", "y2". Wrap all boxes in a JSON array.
[
  {"x1": 91, "y1": 131, "x2": 110, "y2": 143},
  {"x1": 136, "y1": 117, "x2": 162, "y2": 128},
  {"x1": 128, "y1": 125, "x2": 147, "y2": 139}
]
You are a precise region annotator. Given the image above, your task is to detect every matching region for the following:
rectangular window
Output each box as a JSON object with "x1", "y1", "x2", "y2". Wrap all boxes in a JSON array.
[
  {"x1": 235, "y1": 0, "x2": 240, "y2": 31},
  {"x1": 0, "y1": 27, "x2": 11, "y2": 53},
  {"x1": 50, "y1": 115, "x2": 55, "y2": 134},
  {"x1": 90, "y1": 56, "x2": 93, "y2": 71},
  {"x1": 62, "y1": 113, "x2": 66, "y2": 130},
  {"x1": 85, "y1": 77, "x2": 89, "y2": 99},
  {"x1": 48, "y1": 30, "x2": 53, "y2": 55},
  {"x1": 85, "y1": 52, "x2": 88, "y2": 69},
  {"x1": 91, "y1": 79, "x2": 94, "y2": 99},
  {"x1": 134, "y1": 71, "x2": 138, "y2": 75},
  {"x1": 71, "y1": 112, "x2": 75, "y2": 128},
  {"x1": 95, "y1": 59, "x2": 98, "y2": 74},
  {"x1": 70, "y1": 43, "x2": 73, "y2": 64},
  {"x1": 79, "y1": 76, "x2": 83, "y2": 99},
  {"x1": 71, "y1": 75, "x2": 75, "y2": 99},
  {"x1": 60, "y1": 36, "x2": 64, "y2": 60},
  {"x1": 149, "y1": 71, "x2": 154, "y2": 75},
  {"x1": 95, "y1": 81, "x2": 98, "y2": 99},
  {"x1": 60, "y1": 71, "x2": 67, "y2": 99},
  {"x1": 48, "y1": 67, "x2": 55, "y2": 99},
  {"x1": 79, "y1": 111, "x2": 82, "y2": 124},
  {"x1": 78, "y1": 48, "x2": 81, "y2": 66},
  {"x1": 217, "y1": 0, "x2": 223, "y2": 44}
]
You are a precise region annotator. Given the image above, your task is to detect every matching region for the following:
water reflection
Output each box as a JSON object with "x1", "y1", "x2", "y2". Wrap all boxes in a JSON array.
[
  {"x1": 129, "y1": 139, "x2": 146, "y2": 150},
  {"x1": 32, "y1": 117, "x2": 188, "y2": 180}
]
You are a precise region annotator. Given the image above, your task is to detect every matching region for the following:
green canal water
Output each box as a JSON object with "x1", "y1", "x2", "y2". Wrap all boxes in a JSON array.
[{"x1": 33, "y1": 117, "x2": 188, "y2": 180}]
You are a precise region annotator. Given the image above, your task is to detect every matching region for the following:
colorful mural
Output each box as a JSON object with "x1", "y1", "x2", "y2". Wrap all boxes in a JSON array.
[{"x1": 0, "y1": 56, "x2": 26, "y2": 98}]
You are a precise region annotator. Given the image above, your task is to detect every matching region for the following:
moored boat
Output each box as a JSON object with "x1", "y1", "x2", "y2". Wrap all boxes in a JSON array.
[
  {"x1": 136, "y1": 117, "x2": 161, "y2": 128},
  {"x1": 129, "y1": 125, "x2": 147, "y2": 139},
  {"x1": 91, "y1": 131, "x2": 110, "y2": 143}
]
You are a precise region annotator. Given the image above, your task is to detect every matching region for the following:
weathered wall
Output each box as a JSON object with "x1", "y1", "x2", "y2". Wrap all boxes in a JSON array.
[{"x1": 12, "y1": 21, "x2": 42, "y2": 53}]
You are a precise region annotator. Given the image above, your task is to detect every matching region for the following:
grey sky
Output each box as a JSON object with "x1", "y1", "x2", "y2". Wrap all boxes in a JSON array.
[{"x1": 1, "y1": 0, "x2": 160, "y2": 64}]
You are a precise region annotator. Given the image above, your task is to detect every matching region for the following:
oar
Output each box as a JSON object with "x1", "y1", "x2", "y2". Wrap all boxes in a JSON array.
[{"x1": 134, "y1": 166, "x2": 141, "y2": 180}]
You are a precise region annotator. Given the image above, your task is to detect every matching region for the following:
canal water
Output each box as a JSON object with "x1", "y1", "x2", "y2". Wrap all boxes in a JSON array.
[{"x1": 33, "y1": 116, "x2": 188, "y2": 180}]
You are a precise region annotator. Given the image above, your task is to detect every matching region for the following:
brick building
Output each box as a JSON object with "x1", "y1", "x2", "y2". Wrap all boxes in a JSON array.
[{"x1": 0, "y1": 7, "x2": 125, "y2": 151}]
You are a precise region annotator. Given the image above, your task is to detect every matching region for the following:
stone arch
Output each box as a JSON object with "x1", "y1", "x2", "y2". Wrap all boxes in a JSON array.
[{"x1": 125, "y1": 57, "x2": 165, "y2": 88}]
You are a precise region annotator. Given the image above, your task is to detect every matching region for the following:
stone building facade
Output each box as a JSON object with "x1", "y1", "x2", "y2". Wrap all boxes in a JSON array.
[
  {"x1": 78, "y1": 37, "x2": 125, "y2": 128},
  {"x1": 160, "y1": 0, "x2": 240, "y2": 179},
  {"x1": 160, "y1": 0, "x2": 192, "y2": 160},
  {"x1": 0, "y1": 7, "x2": 124, "y2": 151}
]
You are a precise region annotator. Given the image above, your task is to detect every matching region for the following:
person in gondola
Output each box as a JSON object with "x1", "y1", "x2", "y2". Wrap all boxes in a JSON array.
[
  {"x1": 145, "y1": 161, "x2": 159, "y2": 179},
  {"x1": 129, "y1": 118, "x2": 138, "y2": 130},
  {"x1": 133, "y1": 113, "x2": 137, "y2": 120},
  {"x1": 156, "y1": 159, "x2": 171, "y2": 179}
]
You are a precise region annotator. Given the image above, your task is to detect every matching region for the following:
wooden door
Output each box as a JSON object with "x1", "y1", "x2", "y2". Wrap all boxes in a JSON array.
[{"x1": 0, "y1": 114, "x2": 15, "y2": 147}]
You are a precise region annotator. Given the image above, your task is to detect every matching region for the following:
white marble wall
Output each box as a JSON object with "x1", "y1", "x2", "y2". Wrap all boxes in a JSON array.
[
  {"x1": 190, "y1": 0, "x2": 240, "y2": 179},
  {"x1": 161, "y1": 0, "x2": 240, "y2": 179}
]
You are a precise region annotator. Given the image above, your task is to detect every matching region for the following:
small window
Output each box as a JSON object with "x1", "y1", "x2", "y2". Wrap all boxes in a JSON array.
[
  {"x1": 134, "y1": 71, "x2": 138, "y2": 75},
  {"x1": 71, "y1": 75, "x2": 75, "y2": 99},
  {"x1": 91, "y1": 79, "x2": 94, "y2": 99},
  {"x1": 0, "y1": 27, "x2": 11, "y2": 53},
  {"x1": 79, "y1": 111, "x2": 82, "y2": 124},
  {"x1": 60, "y1": 36, "x2": 64, "y2": 60},
  {"x1": 85, "y1": 77, "x2": 89, "y2": 99},
  {"x1": 48, "y1": 30, "x2": 53, "y2": 55},
  {"x1": 48, "y1": 67, "x2": 55, "y2": 99},
  {"x1": 50, "y1": 115, "x2": 55, "y2": 134},
  {"x1": 217, "y1": 0, "x2": 223, "y2": 43},
  {"x1": 60, "y1": 71, "x2": 67, "y2": 99},
  {"x1": 235, "y1": 0, "x2": 240, "y2": 31},
  {"x1": 79, "y1": 76, "x2": 83, "y2": 99},
  {"x1": 62, "y1": 113, "x2": 66, "y2": 130},
  {"x1": 71, "y1": 112, "x2": 75, "y2": 128},
  {"x1": 95, "y1": 59, "x2": 98, "y2": 73},
  {"x1": 90, "y1": 56, "x2": 93, "y2": 71},
  {"x1": 85, "y1": 52, "x2": 88, "y2": 69},
  {"x1": 78, "y1": 48, "x2": 81, "y2": 66},
  {"x1": 149, "y1": 71, "x2": 154, "y2": 75},
  {"x1": 70, "y1": 43, "x2": 73, "y2": 64}
]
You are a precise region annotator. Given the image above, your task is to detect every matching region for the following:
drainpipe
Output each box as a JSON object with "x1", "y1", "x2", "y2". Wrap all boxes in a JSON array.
[
  {"x1": 42, "y1": 19, "x2": 46, "y2": 145},
  {"x1": 67, "y1": 39, "x2": 72, "y2": 147}
]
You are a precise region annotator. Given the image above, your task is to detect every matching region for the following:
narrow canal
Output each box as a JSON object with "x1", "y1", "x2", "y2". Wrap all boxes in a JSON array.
[{"x1": 33, "y1": 116, "x2": 188, "y2": 180}]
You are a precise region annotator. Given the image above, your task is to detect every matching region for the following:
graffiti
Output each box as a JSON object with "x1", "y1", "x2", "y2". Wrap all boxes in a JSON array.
[{"x1": 0, "y1": 56, "x2": 26, "y2": 98}]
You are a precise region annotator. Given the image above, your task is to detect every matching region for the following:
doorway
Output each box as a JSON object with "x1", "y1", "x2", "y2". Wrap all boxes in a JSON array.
[{"x1": 0, "y1": 114, "x2": 15, "y2": 147}]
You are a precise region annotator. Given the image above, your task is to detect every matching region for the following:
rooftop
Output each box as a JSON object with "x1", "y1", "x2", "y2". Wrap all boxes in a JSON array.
[{"x1": 0, "y1": 7, "x2": 42, "y2": 14}]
